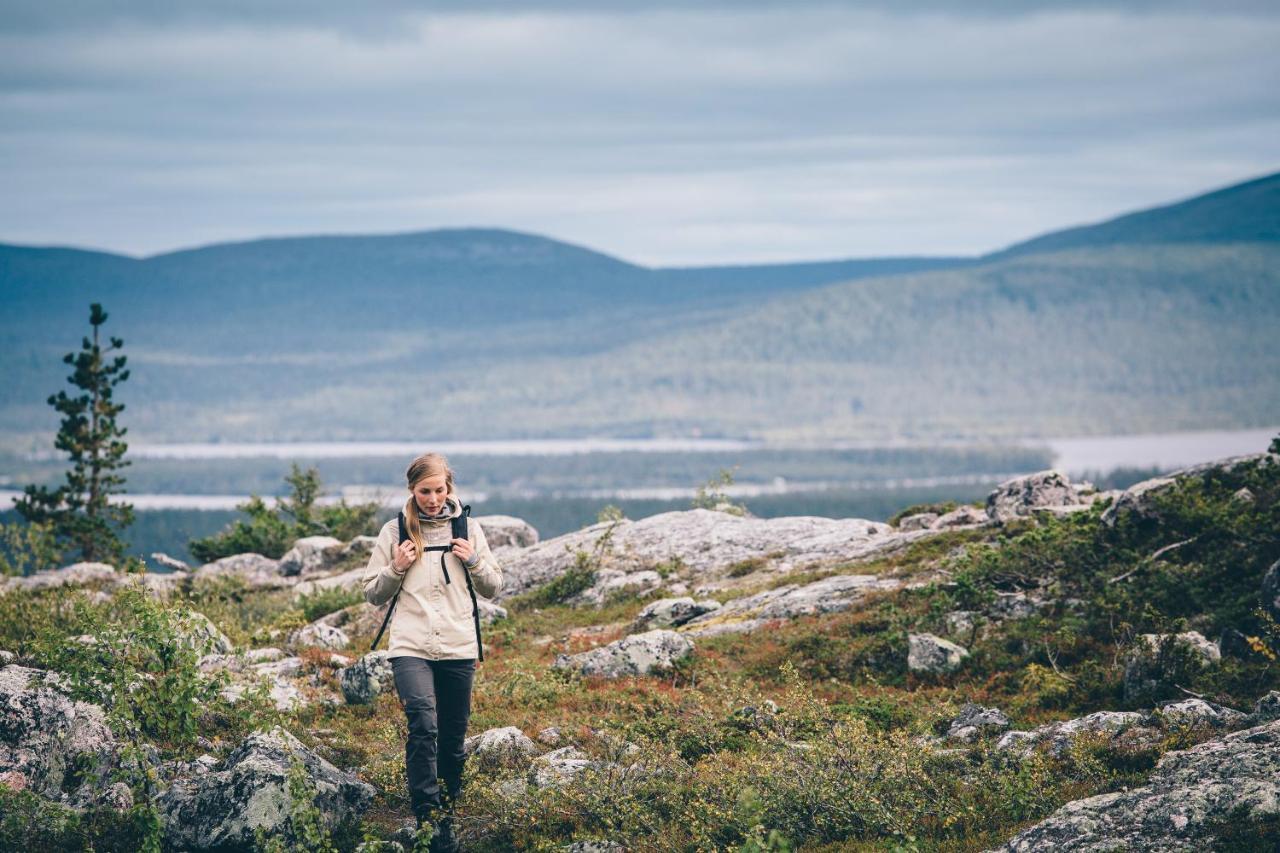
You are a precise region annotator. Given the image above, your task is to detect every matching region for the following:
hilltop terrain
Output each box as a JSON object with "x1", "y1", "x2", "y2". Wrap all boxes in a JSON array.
[{"x1": 1, "y1": 436, "x2": 1277, "y2": 850}]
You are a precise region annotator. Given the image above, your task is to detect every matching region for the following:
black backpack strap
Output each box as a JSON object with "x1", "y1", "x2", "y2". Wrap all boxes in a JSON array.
[
  {"x1": 454, "y1": 504, "x2": 485, "y2": 662},
  {"x1": 370, "y1": 511, "x2": 409, "y2": 651}
]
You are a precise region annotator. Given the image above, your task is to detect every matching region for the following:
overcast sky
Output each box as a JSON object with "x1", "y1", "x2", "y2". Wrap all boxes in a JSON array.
[{"x1": 1, "y1": 1, "x2": 1277, "y2": 264}]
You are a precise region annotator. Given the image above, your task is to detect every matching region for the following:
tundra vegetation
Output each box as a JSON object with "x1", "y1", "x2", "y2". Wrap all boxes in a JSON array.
[{"x1": 0, "y1": 438, "x2": 1277, "y2": 851}]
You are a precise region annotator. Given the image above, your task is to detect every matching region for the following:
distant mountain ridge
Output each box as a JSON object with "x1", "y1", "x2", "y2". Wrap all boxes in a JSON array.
[
  {"x1": 988, "y1": 171, "x2": 1280, "y2": 259},
  {"x1": 1, "y1": 170, "x2": 1278, "y2": 444}
]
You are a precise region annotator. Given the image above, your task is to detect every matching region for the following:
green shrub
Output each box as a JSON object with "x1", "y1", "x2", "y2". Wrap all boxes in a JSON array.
[
  {"x1": 189, "y1": 464, "x2": 379, "y2": 562},
  {"x1": 0, "y1": 519, "x2": 62, "y2": 577},
  {"x1": 297, "y1": 586, "x2": 364, "y2": 623},
  {"x1": 31, "y1": 584, "x2": 227, "y2": 748}
]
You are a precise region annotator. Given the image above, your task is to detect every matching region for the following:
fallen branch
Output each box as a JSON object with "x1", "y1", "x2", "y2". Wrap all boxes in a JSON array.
[{"x1": 1108, "y1": 537, "x2": 1197, "y2": 584}]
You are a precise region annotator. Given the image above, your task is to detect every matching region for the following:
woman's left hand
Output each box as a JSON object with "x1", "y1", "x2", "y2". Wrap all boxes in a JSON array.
[{"x1": 451, "y1": 537, "x2": 475, "y2": 564}]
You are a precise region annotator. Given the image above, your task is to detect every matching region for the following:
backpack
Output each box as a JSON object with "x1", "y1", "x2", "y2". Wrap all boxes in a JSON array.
[{"x1": 369, "y1": 504, "x2": 486, "y2": 661}]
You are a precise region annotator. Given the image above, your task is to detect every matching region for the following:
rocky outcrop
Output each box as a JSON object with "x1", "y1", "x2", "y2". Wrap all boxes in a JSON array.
[
  {"x1": 277, "y1": 536, "x2": 345, "y2": 577},
  {"x1": 552, "y1": 629, "x2": 694, "y2": 679},
  {"x1": 197, "y1": 553, "x2": 291, "y2": 590},
  {"x1": 480, "y1": 515, "x2": 540, "y2": 549},
  {"x1": 2, "y1": 562, "x2": 118, "y2": 592},
  {"x1": 338, "y1": 651, "x2": 395, "y2": 704},
  {"x1": 289, "y1": 620, "x2": 350, "y2": 651},
  {"x1": 944, "y1": 704, "x2": 1011, "y2": 743},
  {"x1": 1154, "y1": 698, "x2": 1249, "y2": 730},
  {"x1": 986, "y1": 471, "x2": 1085, "y2": 523},
  {"x1": 500, "y1": 509, "x2": 914, "y2": 601},
  {"x1": 991, "y1": 719, "x2": 1280, "y2": 852},
  {"x1": 681, "y1": 574, "x2": 901, "y2": 638},
  {"x1": 897, "y1": 512, "x2": 938, "y2": 531},
  {"x1": 155, "y1": 727, "x2": 374, "y2": 851},
  {"x1": 526, "y1": 745, "x2": 610, "y2": 790},
  {"x1": 568, "y1": 569, "x2": 663, "y2": 608},
  {"x1": 1262, "y1": 557, "x2": 1280, "y2": 622},
  {"x1": 464, "y1": 726, "x2": 538, "y2": 771},
  {"x1": 1123, "y1": 631, "x2": 1221, "y2": 702},
  {"x1": 908, "y1": 633, "x2": 969, "y2": 674},
  {"x1": 997, "y1": 711, "x2": 1148, "y2": 757},
  {"x1": 931, "y1": 505, "x2": 990, "y2": 529},
  {"x1": 0, "y1": 665, "x2": 125, "y2": 809},
  {"x1": 632, "y1": 597, "x2": 722, "y2": 631},
  {"x1": 1100, "y1": 452, "x2": 1276, "y2": 528}
]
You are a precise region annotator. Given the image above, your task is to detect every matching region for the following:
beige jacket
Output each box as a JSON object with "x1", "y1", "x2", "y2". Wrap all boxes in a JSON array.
[{"x1": 361, "y1": 495, "x2": 503, "y2": 661}]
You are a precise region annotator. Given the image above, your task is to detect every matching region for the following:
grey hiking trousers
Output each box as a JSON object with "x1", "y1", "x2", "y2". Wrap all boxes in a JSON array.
[{"x1": 390, "y1": 655, "x2": 476, "y2": 820}]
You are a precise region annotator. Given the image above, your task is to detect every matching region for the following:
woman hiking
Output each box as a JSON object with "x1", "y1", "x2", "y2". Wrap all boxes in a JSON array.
[{"x1": 361, "y1": 452, "x2": 504, "y2": 852}]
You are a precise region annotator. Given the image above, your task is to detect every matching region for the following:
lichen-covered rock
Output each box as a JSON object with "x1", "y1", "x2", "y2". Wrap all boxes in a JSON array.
[
  {"x1": 1100, "y1": 452, "x2": 1275, "y2": 528},
  {"x1": 528, "y1": 746, "x2": 598, "y2": 789},
  {"x1": 986, "y1": 471, "x2": 1083, "y2": 523},
  {"x1": 1253, "y1": 691, "x2": 1280, "y2": 723},
  {"x1": 183, "y1": 610, "x2": 235, "y2": 655},
  {"x1": 991, "y1": 719, "x2": 1280, "y2": 852},
  {"x1": 2, "y1": 561, "x2": 118, "y2": 592},
  {"x1": 155, "y1": 726, "x2": 374, "y2": 851},
  {"x1": 500, "y1": 509, "x2": 899, "y2": 601},
  {"x1": 988, "y1": 592, "x2": 1045, "y2": 621},
  {"x1": 218, "y1": 654, "x2": 308, "y2": 713},
  {"x1": 338, "y1": 651, "x2": 395, "y2": 704},
  {"x1": 278, "y1": 536, "x2": 345, "y2": 577},
  {"x1": 289, "y1": 620, "x2": 350, "y2": 651},
  {"x1": 897, "y1": 512, "x2": 938, "y2": 531},
  {"x1": 997, "y1": 711, "x2": 1147, "y2": 757},
  {"x1": 478, "y1": 515, "x2": 539, "y2": 549},
  {"x1": 1123, "y1": 631, "x2": 1221, "y2": 702},
  {"x1": 569, "y1": 570, "x2": 663, "y2": 608},
  {"x1": 0, "y1": 665, "x2": 123, "y2": 808},
  {"x1": 552, "y1": 629, "x2": 694, "y2": 679},
  {"x1": 1154, "y1": 698, "x2": 1249, "y2": 730},
  {"x1": 682, "y1": 574, "x2": 900, "y2": 638},
  {"x1": 907, "y1": 633, "x2": 969, "y2": 674},
  {"x1": 632, "y1": 596, "x2": 722, "y2": 631},
  {"x1": 945, "y1": 704, "x2": 1011, "y2": 743},
  {"x1": 537, "y1": 726, "x2": 563, "y2": 746},
  {"x1": 197, "y1": 553, "x2": 291, "y2": 590},
  {"x1": 930, "y1": 505, "x2": 989, "y2": 529},
  {"x1": 944, "y1": 610, "x2": 981, "y2": 640},
  {"x1": 463, "y1": 726, "x2": 538, "y2": 770},
  {"x1": 1262, "y1": 557, "x2": 1280, "y2": 622}
]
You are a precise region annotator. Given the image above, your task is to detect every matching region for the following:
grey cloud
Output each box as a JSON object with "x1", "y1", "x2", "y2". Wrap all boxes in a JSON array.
[{"x1": 0, "y1": 4, "x2": 1276, "y2": 263}]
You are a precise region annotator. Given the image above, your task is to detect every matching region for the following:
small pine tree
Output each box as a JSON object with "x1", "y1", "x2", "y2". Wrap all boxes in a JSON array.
[{"x1": 15, "y1": 303, "x2": 134, "y2": 565}]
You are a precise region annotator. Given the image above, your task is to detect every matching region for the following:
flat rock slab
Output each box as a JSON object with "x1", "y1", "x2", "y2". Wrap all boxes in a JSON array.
[
  {"x1": 681, "y1": 574, "x2": 901, "y2": 638},
  {"x1": 553, "y1": 629, "x2": 694, "y2": 678},
  {"x1": 991, "y1": 719, "x2": 1280, "y2": 852},
  {"x1": 500, "y1": 508, "x2": 935, "y2": 601}
]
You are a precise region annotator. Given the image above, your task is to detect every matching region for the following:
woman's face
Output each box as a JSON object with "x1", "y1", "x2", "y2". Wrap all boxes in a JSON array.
[{"x1": 412, "y1": 473, "x2": 449, "y2": 515}]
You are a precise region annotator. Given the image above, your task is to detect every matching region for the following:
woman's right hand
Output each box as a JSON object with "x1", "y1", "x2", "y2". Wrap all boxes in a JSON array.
[{"x1": 393, "y1": 540, "x2": 417, "y2": 572}]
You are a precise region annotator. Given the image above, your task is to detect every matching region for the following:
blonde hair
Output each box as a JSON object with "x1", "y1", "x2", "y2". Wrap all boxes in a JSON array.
[{"x1": 403, "y1": 452, "x2": 459, "y2": 552}]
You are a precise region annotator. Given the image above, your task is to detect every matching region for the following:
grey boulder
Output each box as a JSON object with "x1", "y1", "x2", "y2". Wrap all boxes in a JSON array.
[
  {"x1": 632, "y1": 596, "x2": 722, "y2": 631},
  {"x1": 907, "y1": 633, "x2": 969, "y2": 674},
  {"x1": 338, "y1": 651, "x2": 395, "y2": 704},
  {"x1": 0, "y1": 665, "x2": 125, "y2": 809},
  {"x1": 155, "y1": 726, "x2": 374, "y2": 851},
  {"x1": 991, "y1": 719, "x2": 1280, "y2": 852},
  {"x1": 552, "y1": 629, "x2": 694, "y2": 679},
  {"x1": 986, "y1": 471, "x2": 1084, "y2": 523}
]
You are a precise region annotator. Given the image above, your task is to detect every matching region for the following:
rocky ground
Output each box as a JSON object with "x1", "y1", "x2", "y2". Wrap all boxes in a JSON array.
[{"x1": 1, "y1": 447, "x2": 1278, "y2": 851}]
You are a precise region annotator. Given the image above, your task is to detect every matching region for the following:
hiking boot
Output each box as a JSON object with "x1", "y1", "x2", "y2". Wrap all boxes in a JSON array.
[{"x1": 428, "y1": 813, "x2": 460, "y2": 853}]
